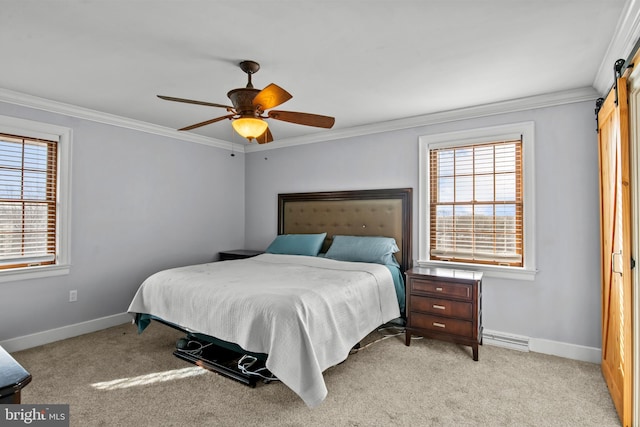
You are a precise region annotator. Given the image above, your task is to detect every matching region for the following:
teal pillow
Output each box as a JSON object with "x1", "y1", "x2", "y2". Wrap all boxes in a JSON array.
[
  {"x1": 265, "y1": 233, "x2": 327, "y2": 256},
  {"x1": 325, "y1": 235, "x2": 400, "y2": 267}
]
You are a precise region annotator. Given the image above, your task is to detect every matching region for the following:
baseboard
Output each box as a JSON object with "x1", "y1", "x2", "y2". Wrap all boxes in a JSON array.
[
  {"x1": 1, "y1": 316, "x2": 603, "y2": 364},
  {"x1": 528, "y1": 337, "x2": 601, "y2": 364},
  {"x1": 0, "y1": 312, "x2": 132, "y2": 353},
  {"x1": 482, "y1": 329, "x2": 601, "y2": 363}
]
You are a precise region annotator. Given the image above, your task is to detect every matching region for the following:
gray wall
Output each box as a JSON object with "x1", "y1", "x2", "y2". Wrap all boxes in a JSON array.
[
  {"x1": 245, "y1": 100, "x2": 601, "y2": 349},
  {"x1": 0, "y1": 98, "x2": 602, "y2": 351},
  {"x1": 0, "y1": 102, "x2": 245, "y2": 341}
]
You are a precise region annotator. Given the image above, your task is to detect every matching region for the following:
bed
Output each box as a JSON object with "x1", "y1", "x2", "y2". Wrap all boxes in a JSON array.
[{"x1": 127, "y1": 188, "x2": 412, "y2": 407}]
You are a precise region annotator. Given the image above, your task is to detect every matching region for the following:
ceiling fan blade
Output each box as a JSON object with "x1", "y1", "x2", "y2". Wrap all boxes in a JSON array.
[
  {"x1": 178, "y1": 114, "x2": 235, "y2": 131},
  {"x1": 252, "y1": 84, "x2": 292, "y2": 111},
  {"x1": 158, "y1": 95, "x2": 233, "y2": 110},
  {"x1": 255, "y1": 127, "x2": 274, "y2": 144},
  {"x1": 268, "y1": 110, "x2": 335, "y2": 128}
]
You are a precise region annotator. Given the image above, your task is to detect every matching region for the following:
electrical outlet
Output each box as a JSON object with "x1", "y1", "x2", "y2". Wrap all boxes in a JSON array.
[{"x1": 69, "y1": 290, "x2": 77, "y2": 302}]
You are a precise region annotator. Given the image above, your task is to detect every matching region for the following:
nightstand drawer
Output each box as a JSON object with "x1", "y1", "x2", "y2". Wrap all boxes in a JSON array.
[
  {"x1": 410, "y1": 279, "x2": 472, "y2": 300},
  {"x1": 410, "y1": 295, "x2": 472, "y2": 318},
  {"x1": 410, "y1": 312, "x2": 474, "y2": 338}
]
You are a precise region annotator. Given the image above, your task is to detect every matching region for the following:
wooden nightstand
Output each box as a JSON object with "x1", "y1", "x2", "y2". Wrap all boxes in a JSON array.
[
  {"x1": 218, "y1": 249, "x2": 264, "y2": 261},
  {"x1": 404, "y1": 266, "x2": 483, "y2": 361}
]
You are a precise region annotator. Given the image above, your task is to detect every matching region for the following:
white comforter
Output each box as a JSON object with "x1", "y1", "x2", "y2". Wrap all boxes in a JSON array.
[{"x1": 127, "y1": 253, "x2": 400, "y2": 407}]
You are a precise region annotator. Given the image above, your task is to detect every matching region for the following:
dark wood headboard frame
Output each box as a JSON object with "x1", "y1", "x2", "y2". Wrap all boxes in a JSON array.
[{"x1": 277, "y1": 188, "x2": 413, "y2": 273}]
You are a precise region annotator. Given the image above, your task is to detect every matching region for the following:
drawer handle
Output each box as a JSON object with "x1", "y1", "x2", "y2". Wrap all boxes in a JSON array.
[
  {"x1": 433, "y1": 322, "x2": 446, "y2": 328},
  {"x1": 433, "y1": 304, "x2": 446, "y2": 310},
  {"x1": 435, "y1": 287, "x2": 443, "y2": 291}
]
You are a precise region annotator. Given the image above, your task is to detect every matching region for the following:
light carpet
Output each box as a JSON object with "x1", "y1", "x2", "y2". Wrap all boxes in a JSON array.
[{"x1": 12, "y1": 322, "x2": 620, "y2": 427}]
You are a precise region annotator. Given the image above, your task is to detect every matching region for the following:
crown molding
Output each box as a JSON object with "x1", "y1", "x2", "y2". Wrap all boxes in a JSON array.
[
  {"x1": 245, "y1": 86, "x2": 600, "y2": 152},
  {"x1": 0, "y1": 87, "x2": 244, "y2": 152},
  {"x1": 593, "y1": 0, "x2": 640, "y2": 95},
  {"x1": 0, "y1": 85, "x2": 599, "y2": 155}
]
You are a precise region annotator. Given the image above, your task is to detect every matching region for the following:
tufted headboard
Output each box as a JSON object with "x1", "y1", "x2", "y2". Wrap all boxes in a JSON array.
[{"x1": 278, "y1": 188, "x2": 413, "y2": 272}]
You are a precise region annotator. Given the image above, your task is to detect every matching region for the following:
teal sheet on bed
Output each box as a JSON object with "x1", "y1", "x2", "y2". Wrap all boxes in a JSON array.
[{"x1": 385, "y1": 264, "x2": 405, "y2": 314}]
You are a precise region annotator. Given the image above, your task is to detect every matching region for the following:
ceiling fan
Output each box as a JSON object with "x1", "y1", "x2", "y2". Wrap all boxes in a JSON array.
[{"x1": 157, "y1": 60, "x2": 335, "y2": 144}]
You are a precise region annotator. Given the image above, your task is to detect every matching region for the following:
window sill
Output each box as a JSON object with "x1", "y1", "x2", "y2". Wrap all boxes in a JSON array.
[
  {"x1": 0, "y1": 264, "x2": 70, "y2": 283},
  {"x1": 415, "y1": 260, "x2": 537, "y2": 281}
]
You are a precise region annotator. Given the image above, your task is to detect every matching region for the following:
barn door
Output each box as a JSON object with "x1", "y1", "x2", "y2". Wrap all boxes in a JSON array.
[{"x1": 597, "y1": 73, "x2": 634, "y2": 427}]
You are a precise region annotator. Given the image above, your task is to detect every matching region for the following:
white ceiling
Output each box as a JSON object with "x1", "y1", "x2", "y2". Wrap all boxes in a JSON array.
[{"x1": 0, "y1": 1, "x2": 631, "y2": 145}]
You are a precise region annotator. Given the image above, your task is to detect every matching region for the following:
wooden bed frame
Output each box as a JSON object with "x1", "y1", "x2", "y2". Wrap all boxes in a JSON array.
[{"x1": 278, "y1": 188, "x2": 413, "y2": 273}]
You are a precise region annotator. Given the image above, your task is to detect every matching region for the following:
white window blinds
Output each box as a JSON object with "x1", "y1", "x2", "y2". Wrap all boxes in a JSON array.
[
  {"x1": 429, "y1": 138, "x2": 523, "y2": 266},
  {"x1": 0, "y1": 133, "x2": 58, "y2": 269}
]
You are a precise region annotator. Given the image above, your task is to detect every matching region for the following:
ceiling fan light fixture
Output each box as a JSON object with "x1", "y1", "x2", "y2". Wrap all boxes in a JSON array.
[
  {"x1": 232, "y1": 117, "x2": 268, "y2": 141},
  {"x1": 158, "y1": 60, "x2": 334, "y2": 142}
]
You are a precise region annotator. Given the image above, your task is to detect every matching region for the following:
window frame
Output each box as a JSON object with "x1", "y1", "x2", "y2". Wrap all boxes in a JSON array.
[
  {"x1": 418, "y1": 122, "x2": 537, "y2": 280},
  {"x1": 0, "y1": 115, "x2": 71, "y2": 282}
]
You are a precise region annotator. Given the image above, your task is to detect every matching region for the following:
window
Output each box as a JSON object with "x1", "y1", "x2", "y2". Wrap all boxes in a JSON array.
[
  {"x1": 0, "y1": 116, "x2": 71, "y2": 281},
  {"x1": 419, "y1": 122, "x2": 536, "y2": 280},
  {"x1": 0, "y1": 133, "x2": 57, "y2": 268}
]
